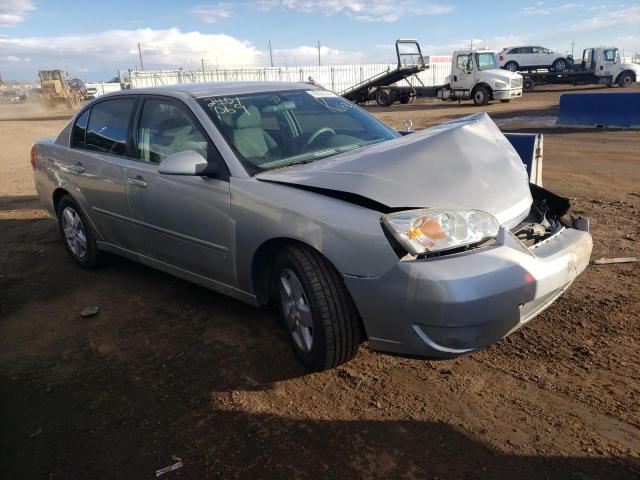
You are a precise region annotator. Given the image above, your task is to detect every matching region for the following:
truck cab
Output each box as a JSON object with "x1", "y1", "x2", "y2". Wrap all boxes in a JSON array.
[
  {"x1": 580, "y1": 47, "x2": 639, "y2": 87},
  {"x1": 439, "y1": 49, "x2": 523, "y2": 105}
]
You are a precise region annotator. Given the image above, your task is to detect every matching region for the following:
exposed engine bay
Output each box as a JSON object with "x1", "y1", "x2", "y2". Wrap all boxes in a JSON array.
[{"x1": 511, "y1": 184, "x2": 589, "y2": 248}]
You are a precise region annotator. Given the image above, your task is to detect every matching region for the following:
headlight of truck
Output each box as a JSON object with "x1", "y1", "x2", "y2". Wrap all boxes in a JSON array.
[
  {"x1": 382, "y1": 209, "x2": 499, "y2": 255},
  {"x1": 494, "y1": 80, "x2": 508, "y2": 88}
]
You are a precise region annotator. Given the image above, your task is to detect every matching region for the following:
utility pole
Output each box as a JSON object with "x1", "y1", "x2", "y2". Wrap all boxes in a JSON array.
[
  {"x1": 571, "y1": 40, "x2": 575, "y2": 57},
  {"x1": 137, "y1": 42, "x2": 144, "y2": 71},
  {"x1": 268, "y1": 40, "x2": 273, "y2": 67},
  {"x1": 201, "y1": 58, "x2": 206, "y2": 81},
  {"x1": 317, "y1": 40, "x2": 321, "y2": 66}
]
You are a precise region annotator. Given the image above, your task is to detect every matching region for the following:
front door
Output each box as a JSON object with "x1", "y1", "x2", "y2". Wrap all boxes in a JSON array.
[
  {"x1": 125, "y1": 97, "x2": 235, "y2": 284},
  {"x1": 453, "y1": 53, "x2": 475, "y2": 91}
]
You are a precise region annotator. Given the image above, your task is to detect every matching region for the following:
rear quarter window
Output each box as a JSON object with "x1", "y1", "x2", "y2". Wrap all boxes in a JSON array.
[
  {"x1": 85, "y1": 98, "x2": 136, "y2": 156},
  {"x1": 71, "y1": 109, "x2": 90, "y2": 149}
]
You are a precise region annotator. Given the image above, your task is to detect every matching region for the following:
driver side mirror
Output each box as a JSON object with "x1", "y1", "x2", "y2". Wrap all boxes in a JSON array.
[{"x1": 159, "y1": 150, "x2": 217, "y2": 177}]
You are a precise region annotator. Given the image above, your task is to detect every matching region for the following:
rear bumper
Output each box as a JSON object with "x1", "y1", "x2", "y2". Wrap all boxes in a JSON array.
[
  {"x1": 345, "y1": 223, "x2": 592, "y2": 358},
  {"x1": 494, "y1": 88, "x2": 523, "y2": 100}
]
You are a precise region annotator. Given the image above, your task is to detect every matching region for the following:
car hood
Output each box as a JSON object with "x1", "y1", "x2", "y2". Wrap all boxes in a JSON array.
[
  {"x1": 257, "y1": 112, "x2": 532, "y2": 226},
  {"x1": 485, "y1": 69, "x2": 521, "y2": 83}
]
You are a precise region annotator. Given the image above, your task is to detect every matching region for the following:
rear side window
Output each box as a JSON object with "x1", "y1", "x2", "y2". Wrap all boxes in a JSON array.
[
  {"x1": 86, "y1": 99, "x2": 136, "y2": 156},
  {"x1": 71, "y1": 109, "x2": 89, "y2": 148},
  {"x1": 508, "y1": 48, "x2": 520, "y2": 54}
]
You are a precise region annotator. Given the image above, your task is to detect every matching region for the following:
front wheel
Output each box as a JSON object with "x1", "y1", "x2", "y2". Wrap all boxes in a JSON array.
[
  {"x1": 472, "y1": 86, "x2": 490, "y2": 106},
  {"x1": 272, "y1": 245, "x2": 361, "y2": 371},
  {"x1": 552, "y1": 58, "x2": 568, "y2": 72},
  {"x1": 375, "y1": 89, "x2": 394, "y2": 107},
  {"x1": 618, "y1": 72, "x2": 634, "y2": 87},
  {"x1": 57, "y1": 195, "x2": 101, "y2": 268}
]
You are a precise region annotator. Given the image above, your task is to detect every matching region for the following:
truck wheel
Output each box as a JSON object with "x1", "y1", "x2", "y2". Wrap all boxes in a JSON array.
[
  {"x1": 399, "y1": 94, "x2": 411, "y2": 104},
  {"x1": 618, "y1": 72, "x2": 634, "y2": 87},
  {"x1": 552, "y1": 58, "x2": 568, "y2": 72},
  {"x1": 272, "y1": 245, "x2": 361, "y2": 371},
  {"x1": 472, "y1": 86, "x2": 490, "y2": 106},
  {"x1": 504, "y1": 61, "x2": 518, "y2": 72},
  {"x1": 56, "y1": 195, "x2": 101, "y2": 269},
  {"x1": 523, "y1": 79, "x2": 535, "y2": 91},
  {"x1": 375, "y1": 89, "x2": 394, "y2": 107}
]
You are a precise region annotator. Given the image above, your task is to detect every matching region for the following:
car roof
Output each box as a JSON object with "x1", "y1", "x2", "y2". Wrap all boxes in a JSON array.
[{"x1": 101, "y1": 81, "x2": 319, "y2": 99}]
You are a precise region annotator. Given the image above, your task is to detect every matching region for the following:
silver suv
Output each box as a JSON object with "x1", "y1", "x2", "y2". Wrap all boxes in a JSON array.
[{"x1": 498, "y1": 46, "x2": 570, "y2": 72}]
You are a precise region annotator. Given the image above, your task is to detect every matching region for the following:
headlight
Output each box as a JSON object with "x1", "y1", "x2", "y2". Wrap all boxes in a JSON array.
[
  {"x1": 494, "y1": 80, "x2": 508, "y2": 88},
  {"x1": 382, "y1": 209, "x2": 499, "y2": 255}
]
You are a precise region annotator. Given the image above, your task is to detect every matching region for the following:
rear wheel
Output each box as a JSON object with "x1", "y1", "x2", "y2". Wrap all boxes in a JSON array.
[
  {"x1": 504, "y1": 61, "x2": 518, "y2": 72},
  {"x1": 272, "y1": 245, "x2": 361, "y2": 371},
  {"x1": 56, "y1": 195, "x2": 100, "y2": 268},
  {"x1": 618, "y1": 72, "x2": 634, "y2": 87},
  {"x1": 375, "y1": 89, "x2": 394, "y2": 107},
  {"x1": 399, "y1": 93, "x2": 412, "y2": 104},
  {"x1": 472, "y1": 86, "x2": 490, "y2": 106}
]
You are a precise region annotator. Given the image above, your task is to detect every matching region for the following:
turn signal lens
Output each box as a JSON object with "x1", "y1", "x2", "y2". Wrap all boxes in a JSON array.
[{"x1": 382, "y1": 209, "x2": 499, "y2": 255}]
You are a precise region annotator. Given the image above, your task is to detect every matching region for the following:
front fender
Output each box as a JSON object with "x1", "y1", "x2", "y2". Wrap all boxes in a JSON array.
[{"x1": 230, "y1": 178, "x2": 399, "y2": 294}]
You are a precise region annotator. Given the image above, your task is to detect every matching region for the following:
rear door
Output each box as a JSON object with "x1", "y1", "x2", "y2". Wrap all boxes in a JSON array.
[
  {"x1": 124, "y1": 96, "x2": 235, "y2": 284},
  {"x1": 66, "y1": 97, "x2": 145, "y2": 253}
]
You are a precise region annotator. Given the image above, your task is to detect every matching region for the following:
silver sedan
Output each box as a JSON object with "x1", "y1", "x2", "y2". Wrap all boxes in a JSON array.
[{"x1": 32, "y1": 82, "x2": 592, "y2": 371}]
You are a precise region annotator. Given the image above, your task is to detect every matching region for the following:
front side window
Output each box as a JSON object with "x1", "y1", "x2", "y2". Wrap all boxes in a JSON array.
[
  {"x1": 603, "y1": 49, "x2": 618, "y2": 62},
  {"x1": 197, "y1": 90, "x2": 398, "y2": 175},
  {"x1": 475, "y1": 53, "x2": 499, "y2": 71},
  {"x1": 71, "y1": 109, "x2": 90, "y2": 149},
  {"x1": 456, "y1": 54, "x2": 473, "y2": 71},
  {"x1": 85, "y1": 99, "x2": 136, "y2": 156},
  {"x1": 137, "y1": 99, "x2": 209, "y2": 164}
]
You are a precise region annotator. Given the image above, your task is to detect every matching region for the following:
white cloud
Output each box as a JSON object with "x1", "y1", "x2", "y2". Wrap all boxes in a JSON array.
[
  {"x1": 571, "y1": 5, "x2": 640, "y2": 31},
  {"x1": 0, "y1": 28, "x2": 263, "y2": 75},
  {"x1": 520, "y1": 3, "x2": 582, "y2": 16},
  {"x1": 0, "y1": 0, "x2": 35, "y2": 27},
  {"x1": 191, "y1": 4, "x2": 233, "y2": 23},
  {"x1": 254, "y1": 0, "x2": 453, "y2": 22},
  {"x1": 272, "y1": 44, "x2": 365, "y2": 65}
]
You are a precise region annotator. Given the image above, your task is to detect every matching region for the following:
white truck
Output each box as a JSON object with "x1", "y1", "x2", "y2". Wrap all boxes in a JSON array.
[
  {"x1": 522, "y1": 46, "x2": 639, "y2": 91},
  {"x1": 437, "y1": 49, "x2": 523, "y2": 105}
]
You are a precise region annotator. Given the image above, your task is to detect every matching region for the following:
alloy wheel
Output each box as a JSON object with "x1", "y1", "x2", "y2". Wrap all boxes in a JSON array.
[
  {"x1": 61, "y1": 206, "x2": 87, "y2": 258},
  {"x1": 279, "y1": 268, "x2": 313, "y2": 353}
]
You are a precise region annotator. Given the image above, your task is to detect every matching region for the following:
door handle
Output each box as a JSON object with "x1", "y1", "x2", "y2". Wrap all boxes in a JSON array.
[
  {"x1": 68, "y1": 163, "x2": 85, "y2": 174},
  {"x1": 127, "y1": 176, "x2": 148, "y2": 188}
]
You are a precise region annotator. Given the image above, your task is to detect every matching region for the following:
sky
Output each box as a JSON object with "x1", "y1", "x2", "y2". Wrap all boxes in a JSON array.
[{"x1": 0, "y1": 0, "x2": 638, "y2": 80}]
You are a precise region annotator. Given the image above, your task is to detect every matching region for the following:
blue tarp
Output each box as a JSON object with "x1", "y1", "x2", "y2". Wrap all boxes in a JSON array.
[{"x1": 556, "y1": 92, "x2": 640, "y2": 128}]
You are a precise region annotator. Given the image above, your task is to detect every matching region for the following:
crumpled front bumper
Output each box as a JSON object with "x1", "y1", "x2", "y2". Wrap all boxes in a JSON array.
[{"x1": 344, "y1": 223, "x2": 592, "y2": 358}]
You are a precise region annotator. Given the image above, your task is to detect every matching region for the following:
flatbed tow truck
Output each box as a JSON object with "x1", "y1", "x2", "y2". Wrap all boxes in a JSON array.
[{"x1": 520, "y1": 47, "x2": 639, "y2": 91}]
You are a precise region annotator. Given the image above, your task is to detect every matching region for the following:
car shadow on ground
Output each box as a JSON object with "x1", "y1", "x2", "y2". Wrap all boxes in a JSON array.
[{"x1": 1, "y1": 376, "x2": 637, "y2": 478}]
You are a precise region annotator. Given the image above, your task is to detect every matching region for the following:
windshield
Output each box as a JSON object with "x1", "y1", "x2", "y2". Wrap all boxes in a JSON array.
[
  {"x1": 198, "y1": 89, "x2": 399, "y2": 175},
  {"x1": 475, "y1": 53, "x2": 499, "y2": 71}
]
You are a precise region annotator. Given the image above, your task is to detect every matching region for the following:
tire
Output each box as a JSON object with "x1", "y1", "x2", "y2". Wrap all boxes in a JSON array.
[
  {"x1": 272, "y1": 245, "x2": 361, "y2": 371},
  {"x1": 523, "y1": 78, "x2": 535, "y2": 91},
  {"x1": 504, "y1": 61, "x2": 518, "y2": 72},
  {"x1": 399, "y1": 93, "x2": 411, "y2": 104},
  {"x1": 552, "y1": 58, "x2": 568, "y2": 72},
  {"x1": 56, "y1": 195, "x2": 100, "y2": 268},
  {"x1": 375, "y1": 89, "x2": 394, "y2": 107},
  {"x1": 472, "y1": 86, "x2": 490, "y2": 106},
  {"x1": 618, "y1": 72, "x2": 634, "y2": 87}
]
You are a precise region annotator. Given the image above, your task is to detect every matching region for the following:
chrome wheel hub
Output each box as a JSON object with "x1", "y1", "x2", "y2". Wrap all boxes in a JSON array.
[
  {"x1": 62, "y1": 206, "x2": 87, "y2": 258},
  {"x1": 279, "y1": 268, "x2": 313, "y2": 353}
]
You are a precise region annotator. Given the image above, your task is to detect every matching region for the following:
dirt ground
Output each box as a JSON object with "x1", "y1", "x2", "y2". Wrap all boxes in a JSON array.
[{"x1": 1, "y1": 85, "x2": 639, "y2": 479}]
